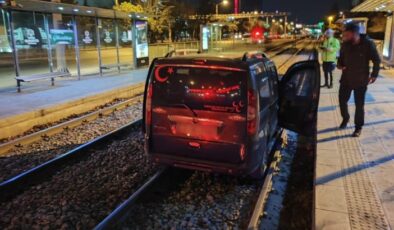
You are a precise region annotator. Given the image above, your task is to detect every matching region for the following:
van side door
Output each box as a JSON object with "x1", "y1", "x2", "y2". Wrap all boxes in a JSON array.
[
  {"x1": 278, "y1": 60, "x2": 321, "y2": 136},
  {"x1": 250, "y1": 62, "x2": 270, "y2": 149},
  {"x1": 264, "y1": 61, "x2": 279, "y2": 138}
]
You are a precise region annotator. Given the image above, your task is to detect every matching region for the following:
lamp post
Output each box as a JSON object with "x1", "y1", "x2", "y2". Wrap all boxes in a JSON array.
[
  {"x1": 216, "y1": 0, "x2": 229, "y2": 16},
  {"x1": 328, "y1": 16, "x2": 334, "y2": 28}
]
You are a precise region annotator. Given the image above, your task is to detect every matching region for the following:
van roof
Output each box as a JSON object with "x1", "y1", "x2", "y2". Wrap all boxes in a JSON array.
[{"x1": 153, "y1": 53, "x2": 270, "y2": 70}]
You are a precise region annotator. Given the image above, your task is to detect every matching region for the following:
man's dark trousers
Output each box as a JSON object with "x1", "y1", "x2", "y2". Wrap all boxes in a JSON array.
[{"x1": 339, "y1": 84, "x2": 367, "y2": 129}]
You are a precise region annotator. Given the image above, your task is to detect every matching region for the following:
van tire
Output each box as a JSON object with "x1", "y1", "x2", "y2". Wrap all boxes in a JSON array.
[{"x1": 249, "y1": 158, "x2": 267, "y2": 180}]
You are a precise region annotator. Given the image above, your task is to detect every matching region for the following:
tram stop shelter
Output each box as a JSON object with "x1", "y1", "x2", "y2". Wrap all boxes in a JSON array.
[
  {"x1": 0, "y1": 0, "x2": 149, "y2": 90},
  {"x1": 352, "y1": 0, "x2": 394, "y2": 67}
]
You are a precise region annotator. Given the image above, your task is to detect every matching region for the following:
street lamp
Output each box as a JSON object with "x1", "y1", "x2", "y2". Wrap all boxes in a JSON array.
[
  {"x1": 328, "y1": 16, "x2": 334, "y2": 27},
  {"x1": 216, "y1": 0, "x2": 229, "y2": 15}
]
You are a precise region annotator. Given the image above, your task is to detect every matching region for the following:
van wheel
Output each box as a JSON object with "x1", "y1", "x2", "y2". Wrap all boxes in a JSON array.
[{"x1": 249, "y1": 159, "x2": 267, "y2": 180}]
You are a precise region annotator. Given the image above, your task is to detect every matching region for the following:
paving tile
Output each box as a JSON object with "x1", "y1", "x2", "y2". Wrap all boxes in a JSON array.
[
  {"x1": 316, "y1": 150, "x2": 341, "y2": 166},
  {"x1": 315, "y1": 209, "x2": 351, "y2": 230},
  {"x1": 315, "y1": 163, "x2": 344, "y2": 187},
  {"x1": 316, "y1": 185, "x2": 348, "y2": 213},
  {"x1": 388, "y1": 218, "x2": 394, "y2": 230},
  {"x1": 317, "y1": 140, "x2": 339, "y2": 151}
]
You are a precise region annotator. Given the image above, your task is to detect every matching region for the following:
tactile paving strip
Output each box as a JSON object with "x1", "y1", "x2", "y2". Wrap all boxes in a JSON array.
[{"x1": 328, "y1": 88, "x2": 390, "y2": 230}]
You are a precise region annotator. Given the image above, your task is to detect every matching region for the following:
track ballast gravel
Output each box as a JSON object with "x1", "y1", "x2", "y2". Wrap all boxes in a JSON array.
[
  {"x1": 0, "y1": 126, "x2": 156, "y2": 229},
  {"x1": 0, "y1": 102, "x2": 142, "y2": 182},
  {"x1": 121, "y1": 172, "x2": 260, "y2": 230}
]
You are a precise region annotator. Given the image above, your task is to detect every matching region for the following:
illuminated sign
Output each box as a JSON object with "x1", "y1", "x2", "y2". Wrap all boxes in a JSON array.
[
  {"x1": 135, "y1": 20, "x2": 148, "y2": 59},
  {"x1": 103, "y1": 29, "x2": 113, "y2": 43},
  {"x1": 50, "y1": 29, "x2": 74, "y2": 45},
  {"x1": 201, "y1": 26, "x2": 209, "y2": 51},
  {"x1": 121, "y1": 30, "x2": 132, "y2": 43},
  {"x1": 82, "y1": 30, "x2": 93, "y2": 44}
]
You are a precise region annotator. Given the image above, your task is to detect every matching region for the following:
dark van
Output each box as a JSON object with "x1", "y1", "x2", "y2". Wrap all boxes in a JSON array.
[{"x1": 143, "y1": 52, "x2": 320, "y2": 178}]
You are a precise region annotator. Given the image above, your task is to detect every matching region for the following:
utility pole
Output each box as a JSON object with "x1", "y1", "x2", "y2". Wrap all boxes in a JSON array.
[
  {"x1": 284, "y1": 16, "x2": 287, "y2": 35},
  {"x1": 234, "y1": 0, "x2": 240, "y2": 14}
]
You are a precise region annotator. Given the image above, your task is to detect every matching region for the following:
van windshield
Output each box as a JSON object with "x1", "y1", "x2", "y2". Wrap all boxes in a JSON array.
[{"x1": 151, "y1": 65, "x2": 247, "y2": 114}]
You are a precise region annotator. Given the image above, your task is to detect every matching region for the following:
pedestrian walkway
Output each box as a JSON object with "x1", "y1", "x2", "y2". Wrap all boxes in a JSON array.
[
  {"x1": 0, "y1": 68, "x2": 148, "y2": 119},
  {"x1": 315, "y1": 71, "x2": 394, "y2": 230}
]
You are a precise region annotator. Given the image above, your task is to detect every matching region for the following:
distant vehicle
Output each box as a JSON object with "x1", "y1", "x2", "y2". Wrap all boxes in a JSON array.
[
  {"x1": 234, "y1": 33, "x2": 242, "y2": 39},
  {"x1": 242, "y1": 33, "x2": 251, "y2": 39},
  {"x1": 268, "y1": 34, "x2": 280, "y2": 40},
  {"x1": 143, "y1": 52, "x2": 320, "y2": 178},
  {"x1": 222, "y1": 33, "x2": 231, "y2": 40}
]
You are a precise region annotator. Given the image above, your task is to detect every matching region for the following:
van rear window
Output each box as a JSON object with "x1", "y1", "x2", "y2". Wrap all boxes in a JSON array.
[{"x1": 151, "y1": 65, "x2": 247, "y2": 114}]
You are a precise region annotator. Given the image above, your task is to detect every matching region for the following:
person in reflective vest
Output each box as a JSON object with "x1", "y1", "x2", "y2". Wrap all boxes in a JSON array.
[{"x1": 320, "y1": 29, "x2": 341, "y2": 88}]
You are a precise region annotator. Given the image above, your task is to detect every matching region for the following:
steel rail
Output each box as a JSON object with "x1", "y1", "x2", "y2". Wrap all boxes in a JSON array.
[
  {"x1": 266, "y1": 38, "x2": 306, "y2": 59},
  {"x1": 276, "y1": 40, "x2": 314, "y2": 72},
  {"x1": 0, "y1": 93, "x2": 144, "y2": 156},
  {"x1": 247, "y1": 144, "x2": 283, "y2": 230},
  {"x1": 94, "y1": 168, "x2": 167, "y2": 230},
  {"x1": 0, "y1": 119, "x2": 143, "y2": 202}
]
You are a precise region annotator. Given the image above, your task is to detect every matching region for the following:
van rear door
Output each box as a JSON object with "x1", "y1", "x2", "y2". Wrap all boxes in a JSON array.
[{"x1": 148, "y1": 64, "x2": 248, "y2": 164}]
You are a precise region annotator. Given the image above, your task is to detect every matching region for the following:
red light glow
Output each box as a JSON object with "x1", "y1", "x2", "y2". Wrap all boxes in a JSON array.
[{"x1": 154, "y1": 64, "x2": 246, "y2": 72}]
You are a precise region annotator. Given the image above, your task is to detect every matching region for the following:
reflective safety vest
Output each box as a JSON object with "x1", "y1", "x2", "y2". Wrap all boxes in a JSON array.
[{"x1": 321, "y1": 37, "x2": 340, "y2": 63}]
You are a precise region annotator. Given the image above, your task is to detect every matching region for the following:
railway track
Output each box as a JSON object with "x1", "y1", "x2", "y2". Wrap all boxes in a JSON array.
[
  {"x1": 274, "y1": 40, "x2": 317, "y2": 74},
  {"x1": 0, "y1": 120, "x2": 157, "y2": 229},
  {"x1": 0, "y1": 40, "x2": 318, "y2": 229},
  {"x1": 0, "y1": 95, "x2": 144, "y2": 156}
]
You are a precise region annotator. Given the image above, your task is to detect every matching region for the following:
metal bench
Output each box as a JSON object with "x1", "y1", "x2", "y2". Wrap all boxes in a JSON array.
[
  {"x1": 100, "y1": 63, "x2": 132, "y2": 72},
  {"x1": 15, "y1": 71, "x2": 71, "y2": 92},
  {"x1": 165, "y1": 49, "x2": 200, "y2": 58}
]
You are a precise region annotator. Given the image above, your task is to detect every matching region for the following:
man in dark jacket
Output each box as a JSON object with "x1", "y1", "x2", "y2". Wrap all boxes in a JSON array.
[{"x1": 337, "y1": 23, "x2": 381, "y2": 137}]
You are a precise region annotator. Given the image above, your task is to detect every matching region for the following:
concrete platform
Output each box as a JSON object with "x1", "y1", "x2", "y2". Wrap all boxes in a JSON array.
[
  {"x1": 315, "y1": 70, "x2": 394, "y2": 230},
  {"x1": 0, "y1": 69, "x2": 148, "y2": 140}
]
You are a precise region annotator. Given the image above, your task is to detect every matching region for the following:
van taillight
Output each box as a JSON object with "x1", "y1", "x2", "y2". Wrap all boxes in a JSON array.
[
  {"x1": 247, "y1": 89, "x2": 258, "y2": 135},
  {"x1": 145, "y1": 83, "x2": 153, "y2": 128}
]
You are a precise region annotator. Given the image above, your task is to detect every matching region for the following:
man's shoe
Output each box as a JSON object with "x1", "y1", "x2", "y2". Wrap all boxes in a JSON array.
[
  {"x1": 352, "y1": 128, "x2": 362, "y2": 137},
  {"x1": 328, "y1": 84, "x2": 333, "y2": 89},
  {"x1": 339, "y1": 119, "x2": 349, "y2": 129},
  {"x1": 321, "y1": 84, "x2": 328, "y2": 88}
]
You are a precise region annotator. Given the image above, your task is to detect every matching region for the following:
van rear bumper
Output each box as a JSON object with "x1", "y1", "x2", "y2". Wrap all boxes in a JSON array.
[{"x1": 149, "y1": 152, "x2": 255, "y2": 176}]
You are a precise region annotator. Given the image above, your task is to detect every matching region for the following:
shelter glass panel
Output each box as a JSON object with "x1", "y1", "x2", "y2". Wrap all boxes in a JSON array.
[
  {"x1": 76, "y1": 15, "x2": 99, "y2": 75},
  {"x1": 49, "y1": 14, "x2": 77, "y2": 75},
  {"x1": 99, "y1": 18, "x2": 118, "y2": 66},
  {"x1": 117, "y1": 19, "x2": 133, "y2": 66},
  {"x1": 12, "y1": 11, "x2": 50, "y2": 76},
  {"x1": 0, "y1": 9, "x2": 14, "y2": 89}
]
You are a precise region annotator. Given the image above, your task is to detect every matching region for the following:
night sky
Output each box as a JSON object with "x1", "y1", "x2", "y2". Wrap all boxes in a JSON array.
[
  {"x1": 258, "y1": 0, "x2": 351, "y2": 23},
  {"x1": 188, "y1": 0, "x2": 353, "y2": 24}
]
